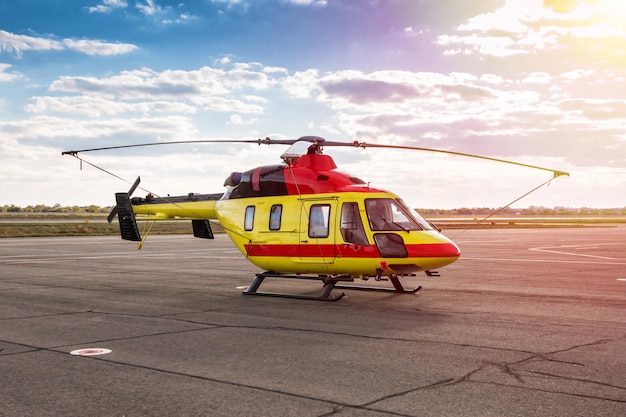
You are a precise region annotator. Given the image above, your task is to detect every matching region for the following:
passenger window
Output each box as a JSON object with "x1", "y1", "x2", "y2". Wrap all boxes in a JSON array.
[
  {"x1": 269, "y1": 204, "x2": 282, "y2": 230},
  {"x1": 340, "y1": 202, "x2": 369, "y2": 246},
  {"x1": 244, "y1": 206, "x2": 255, "y2": 231},
  {"x1": 308, "y1": 204, "x2": 330, "y2": 238}
]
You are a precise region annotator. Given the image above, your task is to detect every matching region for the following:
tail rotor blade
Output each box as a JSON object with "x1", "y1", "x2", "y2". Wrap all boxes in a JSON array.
[
  {"x1": 107, "y1": 176, "x2": 141, "y2": 224},
  {"x1": 106, "y1": 207, "x2": 117, "y2": 224},
  {"x1": 127, "y1": 176, "x2": 141, "y2": 196}
]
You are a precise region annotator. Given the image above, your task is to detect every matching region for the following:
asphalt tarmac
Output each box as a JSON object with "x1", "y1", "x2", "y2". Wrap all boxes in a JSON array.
[{"x1": 1, "y1": 227, "x2": 625, "y2": 417}]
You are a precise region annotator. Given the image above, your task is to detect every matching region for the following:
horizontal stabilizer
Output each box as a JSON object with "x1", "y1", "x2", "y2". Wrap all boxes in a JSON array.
[
  {"x1": 115, "y1": 192, "x2": 141, "y2": 241},
  {"x1": 192, "y1": 220, "x2": 214, "y2": 239}
]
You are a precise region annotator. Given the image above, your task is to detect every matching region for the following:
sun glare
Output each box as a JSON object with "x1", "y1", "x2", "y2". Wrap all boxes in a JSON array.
[
  {"x1": 594, "y1": 0, "x2": 626, "y2": 16},
  {"x1": 503, "y1": 0, "x2": 626, "y2": 23},
  {"x1": 569, "y1": 0, "x2": 626, "y2": 20},
  {"x1": 564, "y1": 0, "x2": 626, "y2": 51}
]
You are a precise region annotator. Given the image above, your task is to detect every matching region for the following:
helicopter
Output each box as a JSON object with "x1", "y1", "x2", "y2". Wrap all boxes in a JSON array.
[{"x1": 63, "y1": 136, "x2": 569, "y2": 301}]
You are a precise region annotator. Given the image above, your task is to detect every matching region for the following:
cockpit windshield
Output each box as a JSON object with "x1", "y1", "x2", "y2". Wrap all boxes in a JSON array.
[
  {"x1": 365, "y1": 198, "x2": 433, "y2": 231},
  {"x1": 396, "y1": 199, "x2": 434, "y2": 230}
]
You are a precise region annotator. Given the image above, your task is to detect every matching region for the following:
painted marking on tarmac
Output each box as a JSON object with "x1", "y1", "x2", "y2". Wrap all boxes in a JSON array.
[
  {"x1": 529, "y1": 244, "x2": 617, "y2": 260},
  {"x1": 618, "y1": 278, "x2": 626, "y2": 281},
  {"x1": 70, "y1": 348, "x2": 112, "y2": 356},
  {"x1": 461, "y1": 257, "x2": 626, "y2": 265},
  {"x1": 0, "y1": 252, "x2": 243, "y2": 264},
  {"x1": 3, "y1": 259, "x2": 78, "y2": 265}
]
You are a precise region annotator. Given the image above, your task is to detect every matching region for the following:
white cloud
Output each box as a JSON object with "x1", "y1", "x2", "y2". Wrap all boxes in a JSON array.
[
  {"x1": 560, "y1": 69, "x2": 595, "y2": 81},
  {"x1": 0, "y1": 30, "x2": 64, "y2": 57},
  {"x1": 1, "y1": 115, "x2": 199, "y2": 147},
  {"x1": 190, "y1": 96, "x2": 265, "y2": 113},
  {"x1": 11, "y1": 60, "x2": 621, "y2": 173},
  {"x1": 89, "y1": 0, "x2": 196, "y2": 25},
  {"x1": 208, "y1": 0, "x2": 244, "y2": 5},
  {"x1": 63, "y1": 39, "x2": 138, "y2": 56},
  {"x1": 479, "y1": 74, "x2": 505, "y2": 84},
  {"x1": 227, "y1": 114, "x2": 258, "y2": 125},
  {"x1": 208, "y1": 0, "x2": 327, "y2": 9},
  {"x1": 25, "y1": 96, "x2": 197, "y2": 117},
  {"x1": 281, "y1": 69, "x2": 321, "y2": 97},
  {"x1": 282, "y1": 0, "x2": 327, "y2": 6},
  {"x1": 521, "y1": 72, "x2": 552, "y2": 84},
  {"x1": 88, "y1": 0, "x2": 128, "y2": 13},
  {"x1": 49, "y1": 66, "x2": 275, "y2": 101},
  {"x1": 0, "y1": 63, "x2": 23, "y2": 82},
  {"x1": 136, "y1": 0, "x2": 161, "y2": 15},
  {"x1": 0, "y1": 30, "x2": 138, "y2": 57},
  {"x1": 436, "y1": 34, "x2": 530, "y2": 57},
  {"x1": 132, "y1": 0, "x2": 198, "y2": 25}
]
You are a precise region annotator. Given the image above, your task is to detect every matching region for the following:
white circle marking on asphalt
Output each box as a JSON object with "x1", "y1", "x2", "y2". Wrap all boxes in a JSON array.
[{"x1": 70, "y1": 348, "x2": 112, "y2": 356}]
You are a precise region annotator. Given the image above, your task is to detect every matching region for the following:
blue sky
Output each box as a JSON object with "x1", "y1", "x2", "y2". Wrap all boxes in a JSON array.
[{"x1": 1, "y1": 0, "x2": 625, "y2": 208}]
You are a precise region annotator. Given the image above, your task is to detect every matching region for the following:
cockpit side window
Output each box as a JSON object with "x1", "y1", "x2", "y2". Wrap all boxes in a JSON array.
[
  {"x1": 365, "y1": 198, "x2": 426, "y2": 231},
  {"x1": 340, "y1": 202, "x2": 369, "y2": 246}
]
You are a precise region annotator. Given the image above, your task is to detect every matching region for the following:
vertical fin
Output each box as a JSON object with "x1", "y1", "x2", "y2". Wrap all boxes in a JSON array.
[{"x1": 115, "y1": 192, "x2": 141, "y2": 241}]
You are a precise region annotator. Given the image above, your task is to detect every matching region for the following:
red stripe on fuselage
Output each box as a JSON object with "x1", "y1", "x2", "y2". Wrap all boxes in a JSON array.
[{"x1": 244, "y1": 242, "x2": 460, "y2": 258}]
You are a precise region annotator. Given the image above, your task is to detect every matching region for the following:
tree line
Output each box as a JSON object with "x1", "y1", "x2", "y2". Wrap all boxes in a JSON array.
[
  {"x1": 1, "y1": 204, "x2": 111, "y2": 214},
  {"x1": 419, "y1": 206, "x2": 626, "y2": 216}
]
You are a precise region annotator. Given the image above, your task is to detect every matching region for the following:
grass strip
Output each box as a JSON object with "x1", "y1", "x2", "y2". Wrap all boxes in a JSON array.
[{"x1": 0, "y1": 222, "x2": 219, "y2": 238}]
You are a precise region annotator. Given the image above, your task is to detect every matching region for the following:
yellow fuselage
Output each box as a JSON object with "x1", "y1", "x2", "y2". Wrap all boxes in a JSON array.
[{"x1": 133, "y1": 190, "x2": 460, "y2": 277}]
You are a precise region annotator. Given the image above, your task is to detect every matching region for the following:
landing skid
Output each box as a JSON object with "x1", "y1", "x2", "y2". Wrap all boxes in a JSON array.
[
  {"x1": 335, "y1": 275, "x2": 422, "y2": 294},
  {"x1": 242, "y1": 272, "x2": 422, "y2": 301}
]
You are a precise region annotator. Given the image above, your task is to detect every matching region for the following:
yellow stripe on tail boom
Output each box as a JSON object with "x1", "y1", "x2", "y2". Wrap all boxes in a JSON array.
[{"x1": 131, "y1": 193, "x2": 222, "y2": 220}]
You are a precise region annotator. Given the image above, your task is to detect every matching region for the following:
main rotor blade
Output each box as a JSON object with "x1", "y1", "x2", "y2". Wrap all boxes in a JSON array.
[
  {"x1": 61, "y1": 137, "x2": 296, "y2": 155},
  {"x1": 321, "y1": 140, "x2": 570, "y2": 178},
  {"x1": 61, "y1": 135, "x2": 569, "y2": 178}
]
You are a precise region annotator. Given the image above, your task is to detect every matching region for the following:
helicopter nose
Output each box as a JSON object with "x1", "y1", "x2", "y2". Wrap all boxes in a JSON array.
[
  {"x1": 416, "y1": 231, "x2": 460, "y2": 270},
  {"x1": 436, "y1": 236, "x2": 461, "y2": 258}
]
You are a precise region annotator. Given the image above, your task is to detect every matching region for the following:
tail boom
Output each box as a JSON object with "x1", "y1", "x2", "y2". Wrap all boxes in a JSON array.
[
  {"x1": 112, "y1": 192, "x2": 222, "y2": 242},
  {"x1": 130, "y1": 193, "x2": 222, "y2": 220}
]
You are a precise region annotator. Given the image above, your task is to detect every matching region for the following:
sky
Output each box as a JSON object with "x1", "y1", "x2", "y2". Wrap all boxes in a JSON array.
[{"x1": 1, "y1": 0, "x2": 625, "y2": 209}]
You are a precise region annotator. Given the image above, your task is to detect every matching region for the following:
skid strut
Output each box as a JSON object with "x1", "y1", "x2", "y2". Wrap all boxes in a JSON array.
[
  {"x1": 242, "y1": 272, "x2": 422, "y2": 301},
  {"x1": 243, "y1": 272, "x2": 348, "y2": 302}
]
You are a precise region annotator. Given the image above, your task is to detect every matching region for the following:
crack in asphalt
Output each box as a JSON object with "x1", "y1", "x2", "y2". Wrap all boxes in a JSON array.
[
  {"x1": 0, "y1": 339, "x2": 417, "y2": 417},
  {"x1": 89, "y1": 309, "x2": 545, "y2": 357},
  {"x1": 0, "y1": 279, "x2": 144, "y2": 293},
  {"x1": 0, "y1": 309, "x2": 95, "y2": 321},
  {"x1": 422, "y1": 338, "x2": 626, "y2": 405},
  {"x1": 2, "y1": 309, "x2": 624, "y2": 415}
]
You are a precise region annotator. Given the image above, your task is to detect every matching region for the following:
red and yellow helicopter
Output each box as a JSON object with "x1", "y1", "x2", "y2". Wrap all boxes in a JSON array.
[{"x1": 63, "y1": 136, "x2": 569, "y2": 301}]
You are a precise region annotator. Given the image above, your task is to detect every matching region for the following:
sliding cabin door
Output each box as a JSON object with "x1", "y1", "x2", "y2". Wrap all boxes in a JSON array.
[{"x1": 298, "y1": 198, "x2": 337, "y2": 264}]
